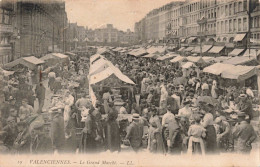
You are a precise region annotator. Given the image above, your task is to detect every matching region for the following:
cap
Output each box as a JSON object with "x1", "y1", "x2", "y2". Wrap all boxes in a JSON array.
[
  {"x1": 183, "y1": 99, "x2": 191, "y2": 105},
  {"x1": 22, "y1": 98, "x2": 28, "y2": 102},
  {"x1": 239, "y1": 94, "x2": 247, "y2": 98},
  {"x1": 215, "y1": 117, "x2": 222, "y2": 124},
  {"x1": 9, "y1": 96, "x2": 15, "y2": 100},
  {"x1": 132, "y1": 113, "x2": 140, "y2": 120}
]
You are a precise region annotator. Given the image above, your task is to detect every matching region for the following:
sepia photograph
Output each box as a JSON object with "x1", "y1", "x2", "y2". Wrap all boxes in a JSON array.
[{"x1": 0, "y1": 0, "x2": 259, "y2": 166}]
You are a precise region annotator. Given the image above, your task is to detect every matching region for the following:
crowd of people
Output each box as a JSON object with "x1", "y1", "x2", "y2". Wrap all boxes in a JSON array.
[{"x1": 0, "y1": 47, "x2": 258, "y2": 155}]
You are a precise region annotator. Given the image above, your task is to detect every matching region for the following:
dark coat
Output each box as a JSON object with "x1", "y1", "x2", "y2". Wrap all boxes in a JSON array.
[
  {"x1": 35, "y1": 84, "x2": 46, "y2": 100},
  {"x1": 168, "y1": 121, "x2": 182, "y2": 154},
  {"x1": 167, "y1": 96, "x2": 179, "y2": 115},
  {"x1": 125, "y1": 121, "x2": 143, "y2": 151},
  {"x1": 81, "y1": 115, "x2": 97, "y2": 153},
  {"x1": 50, "y1": 114, "x2": 65, "y2": 151},
  {"x1": 64, "y1": 118, "x2": 77, "y2": 153},
  {"x1": 3, "y1": 125, "x2": 18, "y2": 148},
  {"x1": 104, "y1": 108, "x2": 120, "y2": 152}
]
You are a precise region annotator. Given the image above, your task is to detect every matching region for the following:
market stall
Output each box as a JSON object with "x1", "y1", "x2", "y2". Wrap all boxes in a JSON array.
[
  {"x1": 4, "y1": 56, "x2": 44, "y2": 70},
  {"x1": 40, "y1": 53, "x2": 69, "y2": 66},
  {"x1": 89, "y1": 55, "x2": 135, "y2": 109}
]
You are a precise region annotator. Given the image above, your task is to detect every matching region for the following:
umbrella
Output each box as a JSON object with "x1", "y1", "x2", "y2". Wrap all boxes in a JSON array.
[{"x1": 196, "y1": 96, "x2": 219, "y2": 106}]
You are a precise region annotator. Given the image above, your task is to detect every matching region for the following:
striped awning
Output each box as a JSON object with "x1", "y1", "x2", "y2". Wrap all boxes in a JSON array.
[
  {"x1": 233, "y1": 33, "x2": 246, "y2": 42},
  {"x1": 228, "y1": 48, "x2": 245, "y2": 57}
]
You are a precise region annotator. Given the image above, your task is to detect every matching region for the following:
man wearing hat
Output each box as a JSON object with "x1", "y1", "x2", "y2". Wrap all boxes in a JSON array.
[
  {"x1": 237, "y1": 94, "x2": 253, "y2": 121},
  {"x1": 232, "y1": 112, "x2": 257, "y2": 154},
  {"x1": 125, "y1": 114, "x2": 144, "y2": 152},
  {"x1": 166, "y1": 91, "x2": 179, "y2": 115},
  {"x1": 14, "y1": 121, "x2": 31, "y2": 154},
  {"x1": 0, "y1": 131, "x2": 9, "y2": 153},
  {"x1": 0, "y1": 96, "x2": 17, "y2": 123},
  {"x1": 215, "y1": 117, "x2": 230, "y2": 152},
  {"x1": 35, "y1": 81, "x2": 46, "y2": 113},
  {"x1": 178, "y1": 99, "x2": 192, "y2": 119},
  {"x1": 30, "y1": 121, "x2": 52, "y2": 154},
  {"x1": 160, "y1": 81, "x2": 168, "y2": 111},
  {"x1": 49, "y1": 108, "x2": 65, "y2": 153},
  {"x1": 3, "y1": 117, "x2": 18, "y2": 149}
]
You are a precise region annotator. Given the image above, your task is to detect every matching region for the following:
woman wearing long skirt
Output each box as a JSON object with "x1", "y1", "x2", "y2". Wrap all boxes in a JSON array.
[
  {"x1": 104, "y1": 103, "x2": 121, "y2": 152},
  {"x1": 148, "y1": 107, "x2": 165, "y2": 153},
  {"x1": 202, "y1": 111, "x2": 217, "y2": 154}
]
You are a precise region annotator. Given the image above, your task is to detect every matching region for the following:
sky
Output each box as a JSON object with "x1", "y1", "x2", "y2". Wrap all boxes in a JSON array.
[{"x1": 65, "y1": 0, "x2": 175, "y2": 31}]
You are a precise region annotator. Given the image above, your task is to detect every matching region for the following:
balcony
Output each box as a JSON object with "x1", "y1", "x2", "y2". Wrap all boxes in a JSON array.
[
  {"x1": 197, "y1": 17, "x2": 207, "y2": 25},
  {"x1": 0, "y1": 24, "x2": 13, "y2": 33}
]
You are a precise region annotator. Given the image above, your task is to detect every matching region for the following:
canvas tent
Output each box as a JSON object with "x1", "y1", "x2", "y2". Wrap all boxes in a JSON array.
[
  {"x1": 5, "y1": 56, "x2": 44, "y2": 70},
  {"x1": 128, "y1": 48, "x2": 148, "y2": 57},
  {"x1": 222, "y1": 56, "x2": 258, "y2": 65},
  {"x1": 157, "y1": 53, "x2": 176, "y2": 61},
  {"x1": 170, "y1": 56, "x2": 187, "y2": 63},
  {"x1": 203, "y1": 63, "x2": 234, "y2": 75},
  {"x1": 182, "y1": 62, "x2": 196, "y2": 69},
  {"x1": 186, "y1": 56, "x2": 206, "y2": 64},
  {"x1": 221, "y1": 65, "x2": 257, "y2": 82},
  {"x1": 228, "y1": 48, "x2": 245, "y2": 57},
  {"x1": 40, "y1": 53, "x2": 69, "y2": 65},
  {"x1": 143, "y1": 53, "x2": 159, "y2": 59}
]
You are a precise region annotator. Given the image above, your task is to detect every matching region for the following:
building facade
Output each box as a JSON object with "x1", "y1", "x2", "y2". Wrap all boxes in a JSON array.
[
  {"x1": 0, "y1": 0, "x2": 68, "y2": 66},
  {"x1": 14, "y1": 0, "x2": 67, "y2": 58},
  {"x1": 135, "y1": 0, "x2": 259, "y2": 48},
  {"x1": 86, "y1": 24, "x2": 135, "y2": 46},
  {"x1": 0, "y1": 0, "x2": 14, "y2": 66}
]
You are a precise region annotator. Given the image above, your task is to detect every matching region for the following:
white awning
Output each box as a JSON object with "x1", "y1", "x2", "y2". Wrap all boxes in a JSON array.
[
  {"x1": 170, "y1": 56, "x2": 187, "y2": 63},
  {"x1": 228, "y1": 48, "x2": 245, "y2": 57},
  {"x1": 157, "y1": 54, "x2": 176, "y2": 61},
  {"x1": 233, "y1": 33, "x2": 247, "y2": 42},
  {"x1": 182, "y1": 62, "x2": 196, "y2": 69},
  {"x1": 187, "y1": 56, "x2": 205, "y2": 64},
  {"x1": 90, "y1": 54, "x2": 103, "y2": 64},
  {"x1": 222, "y1": 56, "x2": 257, "y2": 65},
  {"x1": 188, "y1": 37, "x2": 198, "y2": 43},
  {"x1": 203, "y1": 63, "x2": 234, "y2": 75},
  {"x1": 202, "y1": 45, "x2": 213, "y2": 53},
  {"x1": 89, "y1": 58, "x2": 110, "y2": 76},
  {"x1": 208, "y1": 46, "x2": 225, "y2": 54},
  {"x1": 180, "y1": 38, "x2": 186, "y2": 42},
  {"x1": 143, "y1": 53, "x2": 159, "y2": 58},
  {"x1": 178, "y1": 47, "x2": 186, "y2": 51},
  {"x1": 89, "y1": 66, "x2": 135, "y2": 85},
  {"x1": 184, "y1": 47, "x2": 194, "y2": 52},
  {"x1": 221, "y1": 65, "x2": 257, "y2": 81}
]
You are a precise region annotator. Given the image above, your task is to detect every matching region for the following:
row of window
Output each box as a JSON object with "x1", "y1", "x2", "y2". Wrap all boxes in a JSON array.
[
  {"x1": 251, "y1": 33, "x2": 260, "y2": 40},
  {"x1": 252, "y1": 16, "x2": 260, "y2": 28},
  {"x1": 0, "y1": 36, "x2": 10, "y2": 45},
  {"x1": 180, "y1": 2, "x2": 200, "y2": 15},
  {"x1": 0, "y1": 8, "x2": 11, "y2": 25},
  {"x1": 216, "y1": 17, "x2": 248, "y2": 34},
  {"x1": 0, "y1": 55, "x2": 11, "y2": 66},
  {"x1": 216, "y1": 1, "x2": 245, "y2": 18},
  {"x1": 201, "y1": 0, "x2": 216, "y2": 8}
]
